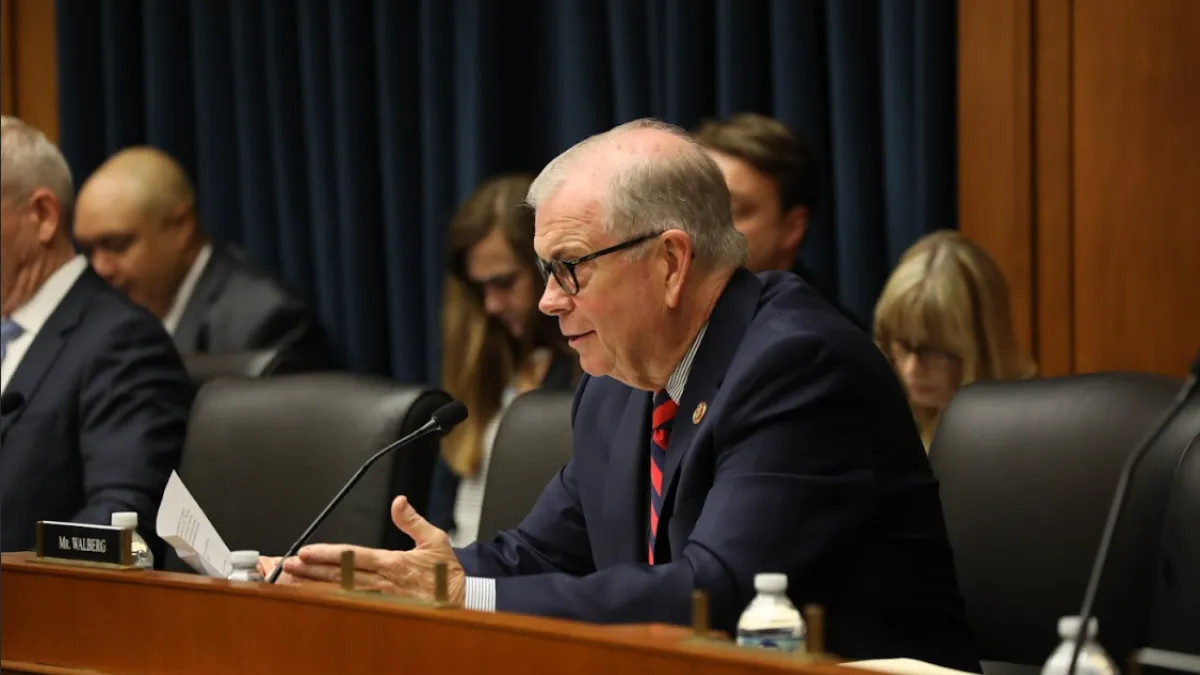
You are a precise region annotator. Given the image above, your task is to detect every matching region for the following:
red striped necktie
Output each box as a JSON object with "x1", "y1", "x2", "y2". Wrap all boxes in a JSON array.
[{"x1": 648, "y1": 389, "x2": 678, "y2": 564}]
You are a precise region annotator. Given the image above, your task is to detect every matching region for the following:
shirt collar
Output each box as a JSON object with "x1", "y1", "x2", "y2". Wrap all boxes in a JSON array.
[
  {"x1": 163, "y1": 242, "x2": 213, "y2": 335},
  {"x1": 663, "y1": 323, "x2": 707, "y2": 402},
  {"x1": 8, "y1": 255, "x2": 89, "y2": 336}
]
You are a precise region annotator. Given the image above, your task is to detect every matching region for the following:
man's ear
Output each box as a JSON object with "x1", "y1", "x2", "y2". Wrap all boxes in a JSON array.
[
  {"x1": 660, "y1": 229, "x2": 693, "y2": 309},
  {"x1": 164, "y1": 203, "x2": 198, "y2": 241},
  {"x1": 164, "y1": 202, "x2": 192, "y2": 228},
  {"x1": 30, "y1": 189, "x2": 63, "y2": 245},
  {"x1": 781, "y1": 205, "x2": 809, "y2": 253}
]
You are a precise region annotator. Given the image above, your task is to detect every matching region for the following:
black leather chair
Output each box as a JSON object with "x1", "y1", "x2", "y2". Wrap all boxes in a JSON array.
[
  {"x1": 166, "y1": 374, "x2": 450, "y2": 572},
  {"x1": 475, "y1": 390, "x2": 575, "y2": 542},
  {"x1": 1146, "y1": 421, "x2": 1200, "y2": 656},
  {"x1": 183, "y1": 347, "x2": 319, "y2": 383},
  {"x1": 928, "y1": 373, "x2": 1200, "y2": 675}
]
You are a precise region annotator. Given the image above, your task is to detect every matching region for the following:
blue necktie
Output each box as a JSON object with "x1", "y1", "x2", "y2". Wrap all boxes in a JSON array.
[
  {"x1": 1, "y1": 318, "x2": 24, "y2": 362},
  {"x1": 648, "y1": 390, "x2": 677, "y2": 564}
]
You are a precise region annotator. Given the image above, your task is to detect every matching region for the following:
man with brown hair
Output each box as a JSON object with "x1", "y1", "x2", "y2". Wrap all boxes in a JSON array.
[
  {"x1": 694, "y1": 113, "x2": 864, "y2": 329},
  {"x1": 693, "y1": 113, "x2": 815, "y2": 274}
]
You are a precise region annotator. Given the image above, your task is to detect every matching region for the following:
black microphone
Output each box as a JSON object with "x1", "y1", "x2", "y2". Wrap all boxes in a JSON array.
[
  {"x1": 1, "y1": 391, "x2": 25, "y2": 415},
  {"x1": 1067, "y1": 352, "x2": 1200, "y2": 675},
  {"x1": 265, "y1": 400, "x2": 468, "y2": 584}
]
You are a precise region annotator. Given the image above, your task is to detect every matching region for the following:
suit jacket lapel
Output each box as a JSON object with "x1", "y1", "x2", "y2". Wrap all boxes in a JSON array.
[
  {"x1": 602, "y1": 388, "x2": 653, "y2": 564},
  {"x1": 173, "y1": 243, "x2": 229, "y2": 352},
  {"x1": 0, "y1": 272, "x2": 98, "y2": 439},
  {"x1": 660, "y1": 269, "x2": 763, "y2": 511}
]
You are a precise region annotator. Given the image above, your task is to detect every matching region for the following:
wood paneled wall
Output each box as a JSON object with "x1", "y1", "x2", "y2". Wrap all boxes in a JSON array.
[
  {"x1": 959, "y1": 0, "x2": 1200, "y2": 378},
  {"x1": 1, "y1": 0, "x2": 58, "y2": 141}
]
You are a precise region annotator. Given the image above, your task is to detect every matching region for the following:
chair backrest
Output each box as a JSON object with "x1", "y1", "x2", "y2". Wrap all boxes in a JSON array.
[
  {"x1": 168, "y1": 374, "x2": 450, "y2": 572},
  {"x1": 183, "y1": 348, "x2": 320, "y2": 383},
  {"x1": 928, "y1": 372, "x2": 1200, "y2": 671},
  {"x1": 476, "y1": 390, "x2": 575, "y2": 542},
  {"x1": 1146, "y1": 416, "x2": 1200, "y2": 655}
]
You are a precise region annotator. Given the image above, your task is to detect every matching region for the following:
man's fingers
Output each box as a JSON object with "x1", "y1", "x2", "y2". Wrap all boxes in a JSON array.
[
  {"x1": 390, "y1": 495, "x2": 445, "y2": 548},
  {"x1": 296, "y1": 543, "x2": 387, "y2": 570},
  {"x1": 281, "y1": 558, "x2": 390, "y2": 590},
  {"x1": 257, "y1": 555, "x2": 282, "y2": 577}
]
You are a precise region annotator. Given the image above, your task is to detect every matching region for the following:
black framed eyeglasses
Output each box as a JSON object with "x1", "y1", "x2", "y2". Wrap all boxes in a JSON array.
[{"x1": 538, "y1": 231, "x2": 661, "y2": 296}]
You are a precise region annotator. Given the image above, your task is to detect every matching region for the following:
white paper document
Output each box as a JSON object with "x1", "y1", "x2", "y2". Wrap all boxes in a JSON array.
[{"x1": 155, "y1": 471, "x2": 232, "y2": 578}]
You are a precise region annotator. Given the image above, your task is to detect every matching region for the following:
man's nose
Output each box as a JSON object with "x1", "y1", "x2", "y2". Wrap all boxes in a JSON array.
[
  {"x1": 538, "y1": 277, "x2": 571, "y2": 316},
  {"x1": 90, "y1": 252, "x2": 115, "y2": 281}
]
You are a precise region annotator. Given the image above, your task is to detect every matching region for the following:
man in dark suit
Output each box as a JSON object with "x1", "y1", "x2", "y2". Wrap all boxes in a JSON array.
[
  {"x1": 73, "y1": 147, "x2": 336, "y2": 368},
  {"x1": 0, "y1": 116, "x2": 194, "y2": 554},
  {"x1": 264, "y1": 120, "x2": 978, "y2": 670},
  {"x1": 693, "y1": 113, "x2": 867, "y2": 331}
]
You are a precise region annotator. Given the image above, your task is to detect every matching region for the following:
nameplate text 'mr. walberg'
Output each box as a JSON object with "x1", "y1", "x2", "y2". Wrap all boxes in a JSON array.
[{"x1": 35, "y1": 520, "x2": 133, "y2": 567}]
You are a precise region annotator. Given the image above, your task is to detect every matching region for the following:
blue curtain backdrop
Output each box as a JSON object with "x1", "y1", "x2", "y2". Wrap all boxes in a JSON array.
[{"x1": 55, "y1": 0, "x2": 957, "y2": 385}]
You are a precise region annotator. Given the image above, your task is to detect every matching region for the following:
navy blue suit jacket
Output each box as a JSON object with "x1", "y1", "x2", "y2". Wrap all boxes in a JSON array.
[
  {"x1": 0, "y1": 269, "x2": 195, "y2": 555},
  {"x1": 455, "y1": 269, "x2": 979, "y2": 670}
]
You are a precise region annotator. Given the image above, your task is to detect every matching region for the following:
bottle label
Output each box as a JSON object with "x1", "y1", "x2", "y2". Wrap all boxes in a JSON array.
[
  {"x1": 737, "y1": 627, "x2": 804, "y2": 652},
  {"x1": 227, "y1": 571, "x2": 264, "y2": 583}
]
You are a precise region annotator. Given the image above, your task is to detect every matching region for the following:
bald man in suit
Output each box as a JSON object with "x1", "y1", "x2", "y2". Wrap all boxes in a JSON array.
[{"x1": 73, "y1": 148, "x2": 336, "y2": 369}]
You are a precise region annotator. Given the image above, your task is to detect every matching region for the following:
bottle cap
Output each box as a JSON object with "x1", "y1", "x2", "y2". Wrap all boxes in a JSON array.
[
  {"x1": 111, "y1": 512, "x2": 138, "y2": 528},
  {"x1": 1058, "y1": 616, "x2": 1099, "y2": 640},
  {"x1": 230, "y1": 550, "x2": 261, "y2": 567},
  {"x1": 754, "y1": 573, "x2": 788, "y2": 593}
]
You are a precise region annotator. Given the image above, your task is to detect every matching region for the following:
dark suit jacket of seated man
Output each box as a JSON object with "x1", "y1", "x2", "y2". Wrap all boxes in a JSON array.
[
  {"x1": 456, "y1": 267, "x2": 978, "y2": 669},
  {"x1": 1, "y1": 115, "x2": 194, "y2": 556},
  {"x1": 170, "y1": 240, "x2": 337, "y2": 368},
  {"x1": 267, "y1": 119, "x2": 979, "y2": 671},
  {"x1": 0, "y1": 259, "x2": 194, "y2": 555}
]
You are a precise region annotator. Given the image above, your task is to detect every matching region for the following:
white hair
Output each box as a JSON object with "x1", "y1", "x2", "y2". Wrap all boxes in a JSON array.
[
  {"x1": 527, "y1": 118, "x2": 747, "y2": 268},
  {"x1": 1, "y1": 116, "x2": 75, "y2": 226}
]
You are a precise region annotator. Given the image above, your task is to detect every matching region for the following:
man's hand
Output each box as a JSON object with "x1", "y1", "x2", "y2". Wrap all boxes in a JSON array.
[
  {"x1": 256, "y1": 555, "x2": 323, "y2": 586},
  {"x1": 257, "y1": 555, "x2": 282, "y2": 580},
  {"x1": 275, "y1": 496, "x2": 466, "y2": 605}
]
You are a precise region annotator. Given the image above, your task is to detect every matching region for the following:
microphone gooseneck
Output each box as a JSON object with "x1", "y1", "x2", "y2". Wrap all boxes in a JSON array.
[{"x1": 265, "y1": 400, "x2": 468, "y2": 584}]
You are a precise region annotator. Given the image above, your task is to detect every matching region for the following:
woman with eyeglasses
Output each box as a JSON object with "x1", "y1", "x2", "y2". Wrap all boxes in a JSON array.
[
  {"x1": 874, "y1": 230, "x2": 1036, "y2": 449},
  {"x1": 428, "y1": 173, "x2": 581, "y2": 546}
]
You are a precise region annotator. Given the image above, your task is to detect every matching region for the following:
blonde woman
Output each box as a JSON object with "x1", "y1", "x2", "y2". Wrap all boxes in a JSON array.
[
  {"x1": 427, "y1": 174, "x2": 580, "y2": 547},
  {"x1": 874, "y1": 230, "x2": 1036, "y2": 448}
]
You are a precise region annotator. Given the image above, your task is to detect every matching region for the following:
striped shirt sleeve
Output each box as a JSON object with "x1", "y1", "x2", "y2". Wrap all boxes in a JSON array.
[{"x1": 464, "y1": 576, "x2": 496, "y2": 612}]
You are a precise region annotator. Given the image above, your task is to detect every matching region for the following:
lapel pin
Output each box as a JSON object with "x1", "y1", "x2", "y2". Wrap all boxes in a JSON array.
[{"x1": 692, "y1": 401, "x2": 707, "y2": 424}]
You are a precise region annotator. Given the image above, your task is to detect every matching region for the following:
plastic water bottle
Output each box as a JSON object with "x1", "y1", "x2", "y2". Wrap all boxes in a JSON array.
[
  {"x1": 736, "y1": 573, "x2": 806, "y2": 653},
  {"x1": 227, "y1": 550, "x2": 264, "y2": 582},
  {"x1": 110, "y1": 512, "x2": 153, "y2": 570},
  {"x1": 1042, "y1": 616, "x2": 1119, "y2": 675}
]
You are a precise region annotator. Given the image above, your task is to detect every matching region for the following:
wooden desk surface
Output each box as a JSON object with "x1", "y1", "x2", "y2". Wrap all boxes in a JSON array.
[{"x1": 1, "y1": 552, "x2": 857, "y2": 675}]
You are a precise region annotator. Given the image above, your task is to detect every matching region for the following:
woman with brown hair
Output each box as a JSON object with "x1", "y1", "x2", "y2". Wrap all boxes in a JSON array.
[
  {"x1": 427, "y1": 173, "x2": 580, "y2": 546},
  {"x1": 874, "y1": 230, "x2": 1037, "y2": 449}
]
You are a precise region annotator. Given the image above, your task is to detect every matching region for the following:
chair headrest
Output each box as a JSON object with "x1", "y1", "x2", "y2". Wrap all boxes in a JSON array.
[
  {"x1": 178, "y1": 374, "x2": 451, "y2": 555},
  {"x1": 928, "y1": 372, "x2": 1200, "y2": 666},
  {"x1": 476, "y1": 390, "x2": 575, "y2": 541},
  {"x1": 183, "y1": 347, "x2": 315, "y2": 382}
]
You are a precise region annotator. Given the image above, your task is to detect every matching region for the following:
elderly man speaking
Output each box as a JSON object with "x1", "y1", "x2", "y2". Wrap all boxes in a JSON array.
[{"x1": 264, "y1": 119, "x2": 979, "y2": 670}]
